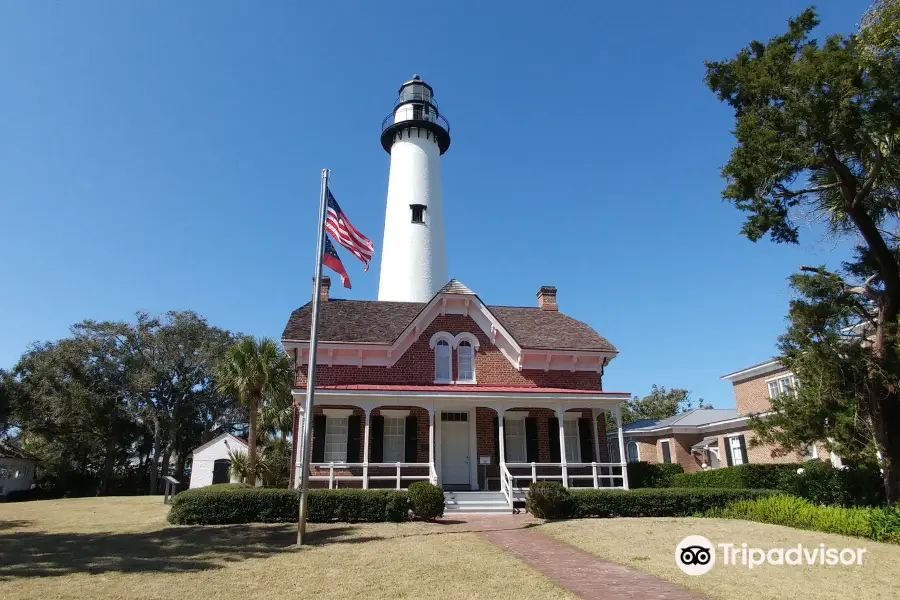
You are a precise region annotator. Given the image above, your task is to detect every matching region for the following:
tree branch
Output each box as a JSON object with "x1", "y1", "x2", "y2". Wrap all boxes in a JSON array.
[
  {"x1": 853, "y1": 143, "x2": 885, "y2": 209},
  {"x1": 799, "y1": 265, "x2": 883, "y2": 301},
  {"x1": 773, "y1": 182, "x2": 841, "y2": 198}
]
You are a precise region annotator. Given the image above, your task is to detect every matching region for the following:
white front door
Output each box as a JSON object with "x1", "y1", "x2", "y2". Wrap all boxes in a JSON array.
[{"x1": 441, "y1": 413, "x2": 470, "y2": 487}]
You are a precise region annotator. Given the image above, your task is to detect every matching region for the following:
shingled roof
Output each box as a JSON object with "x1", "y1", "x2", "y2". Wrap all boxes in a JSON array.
[{"x1": 282, "y1": 295, "x2": 617, "y2": 352}]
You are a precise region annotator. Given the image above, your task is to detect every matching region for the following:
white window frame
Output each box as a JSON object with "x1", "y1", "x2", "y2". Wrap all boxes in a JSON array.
[
  {"x1": 626, "y1": 440, "x2": 640, "y2": 463},
  {"x1": 322, "y1": 409, "x2": 352, "y2": 464},
  {"x1": 725, "y1": 434, "x2": 746, "y2": 466},
  {"x1": 381, "y1": 409, "x2": 409, "y2": 463},
  {"x1": 434, "y1": 340, "x2": 452, "y2": 383},
  {"x1": 659, "y1": 439, "x2": 674, "y2": 464},
  {"x1": 562, "y1": 415, "x2": 581, "y2": 463},
  {"x1": 766, "y1": 373, "x2": 798, "y2": 399},
  {"x1": 504, "y1": 414, "x2": 528, "y2": 463},
  {"x1": 457, "y1": 340, "x2": 476, "y2": 383}
]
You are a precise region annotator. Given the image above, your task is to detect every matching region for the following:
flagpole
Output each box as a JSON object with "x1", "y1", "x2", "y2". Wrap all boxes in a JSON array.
[{"x1": 297, "y1": 167, "x2": 330, "y2": 546}]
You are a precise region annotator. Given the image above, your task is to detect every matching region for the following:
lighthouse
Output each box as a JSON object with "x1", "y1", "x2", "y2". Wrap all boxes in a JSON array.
[{"x1": 377, "y1": 75, "x2": 450, "y2": 302}]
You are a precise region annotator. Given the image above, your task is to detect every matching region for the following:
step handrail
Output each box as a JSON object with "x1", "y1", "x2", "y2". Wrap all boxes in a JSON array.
[{"x1": 500, "y1": 463, "x2": 514, "y2": 510}]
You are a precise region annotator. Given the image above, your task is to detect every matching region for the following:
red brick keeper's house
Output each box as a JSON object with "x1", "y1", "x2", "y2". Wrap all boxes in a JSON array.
[{"x1": 282, "y1": 278, "x2": 631, "y2": 513}]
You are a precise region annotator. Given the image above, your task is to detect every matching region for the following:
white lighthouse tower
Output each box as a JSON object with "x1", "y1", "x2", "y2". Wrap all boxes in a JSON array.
[{"x1": 377, "y1": 75, "x2": 450, "y2": 302}]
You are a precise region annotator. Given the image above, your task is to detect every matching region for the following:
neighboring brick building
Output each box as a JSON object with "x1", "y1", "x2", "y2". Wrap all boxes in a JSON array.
[
  {"x1": 610, "y1": 359, "x2": 832, "y2": 472},
  {"x1": 283, "y1": 278, "x2": 632, "y2": 508}
]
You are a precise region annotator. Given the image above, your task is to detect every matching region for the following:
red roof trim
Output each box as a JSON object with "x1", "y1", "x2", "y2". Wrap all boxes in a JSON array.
[{"x1": 315, "y1": 384, "x2": 624, "y2": 395}]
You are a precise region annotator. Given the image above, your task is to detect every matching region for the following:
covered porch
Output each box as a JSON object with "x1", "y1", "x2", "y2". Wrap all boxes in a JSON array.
[{"x1": 291, "y1": 385, "x2": 631, "y2": 510}]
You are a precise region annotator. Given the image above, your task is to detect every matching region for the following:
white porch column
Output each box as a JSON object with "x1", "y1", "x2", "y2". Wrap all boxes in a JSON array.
[
  {"x1": 615, "y1": 403, "x2": 629, "y2": 490},
  {"x1": 362, "y1": 407, "x2": 372, "y2": 489},
  {"x1": 428, "y1": 407, "x2": 436, "y2": 484},
  {"x1": 557, "y1": 406, "x2": 568, "y2": 488},
  {"x1": 591, "y1": 409, "x2": 602, "y2": 462},
  {"x1": 497, "y1": 406, "x2": 506, "y2": 466},
  {"x1": 591, "y1": 408, "x2": 602, "y2": 488}
]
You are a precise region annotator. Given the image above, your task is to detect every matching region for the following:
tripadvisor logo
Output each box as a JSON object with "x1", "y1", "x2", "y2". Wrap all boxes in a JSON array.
[{"x1": 675, "y1": 536, "x2": 867, "y2": 575}]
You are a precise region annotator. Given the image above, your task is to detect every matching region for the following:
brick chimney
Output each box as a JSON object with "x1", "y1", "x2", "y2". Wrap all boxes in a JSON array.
[
  {"x1": 537, "y1": 285, "x2": 558, "y2": 311},
  {"x1": 312, "y1": 275, "x2": 331, "y2": 303}
]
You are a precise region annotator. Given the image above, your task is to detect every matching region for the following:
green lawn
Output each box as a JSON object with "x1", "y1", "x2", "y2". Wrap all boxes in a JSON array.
[
  {"x1": 0, "y1": 497, "x2": 571, "y2": 600},
  {"x1": 543, "y1": 517, "x2": 900, "y2": 600}
]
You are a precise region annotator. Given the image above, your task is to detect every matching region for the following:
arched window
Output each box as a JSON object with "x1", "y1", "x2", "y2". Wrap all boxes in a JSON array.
[
  {"x1": 457, "y1": 341, "x2": 475, "y2": 382},
  {"x1": 435, "y1": 340, "x2": 452, "y2": 382},
  {"x1": 626, "y1": 441, "x2": 639, "y2": 463}
]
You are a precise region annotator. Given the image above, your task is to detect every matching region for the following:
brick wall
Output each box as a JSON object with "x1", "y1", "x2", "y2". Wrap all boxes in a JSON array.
[
  {"x1": 716, "y1": 428, "x2": 819, "y2": 465},
  {"x1": 294, "y1": 314, "x2": 602, "y2": 390},
  {"x1": 732, "y1": 368, "x2": 787, "y2": 414}
]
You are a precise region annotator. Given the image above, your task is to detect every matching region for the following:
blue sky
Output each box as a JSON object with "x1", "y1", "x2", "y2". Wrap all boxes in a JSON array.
[{"x1": 0, "y1": 1, "x2": 867, "y2": 407}]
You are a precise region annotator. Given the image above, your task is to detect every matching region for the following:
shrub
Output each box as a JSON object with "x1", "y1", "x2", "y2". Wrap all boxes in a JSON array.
[
  {"x1": 777, "y1": 460, "x2": 885, "y2": 507},
  {"x1": 673, "y1": 462, "x2": 886, "y2": 507},
  {"x1": 671, "y1": 464, "x2": 796, "y2": 490},
  {"x1": 706, "y1": 494, "x2": 900, "y2": 543},
  {"x1": 407, "y1": 482, "x2": 444, "y2": 521},
  {"x1": 569, "y1": 488, "x2": 777, "y2": 518},
  {"x1": 526, "y1": 481, "x2": 571, "y2": 519},
  {"x1": 167, "y1": 486, "x2": 409, "y2": 525},
  {"x1": 627, "y1": 462, "x2": 684, "y2": 488}
]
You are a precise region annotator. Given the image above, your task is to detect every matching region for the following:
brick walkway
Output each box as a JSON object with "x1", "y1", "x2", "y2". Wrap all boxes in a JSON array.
[{"x1": 452, "y1": 516, "x2": 708, "y2": 600}]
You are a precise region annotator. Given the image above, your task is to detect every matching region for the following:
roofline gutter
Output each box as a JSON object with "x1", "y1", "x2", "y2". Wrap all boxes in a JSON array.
[
  {"x1": 292, "y1": 387, "x2": 631, "y2": 404},
  {"x1": 720, "y1": 360, "x2": 783, "y2": 382}
]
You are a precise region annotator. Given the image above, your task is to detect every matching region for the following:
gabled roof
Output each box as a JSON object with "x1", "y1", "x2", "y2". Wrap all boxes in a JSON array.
[
  {"x1": 190, "y1": 432, "x2": 248, "y2": 456},
  {"x1": 282, "y1": 279, "x2": 617, "y2": 353},
  {"x1": 620, "y1": 408, "x2": 742, "y2": 433},
  {"x1": 720, "y1": 359, "x2": 784, "y2": 382},
  {"x1": 0, "y1": 441, "x2": 38, "y2": 461}
]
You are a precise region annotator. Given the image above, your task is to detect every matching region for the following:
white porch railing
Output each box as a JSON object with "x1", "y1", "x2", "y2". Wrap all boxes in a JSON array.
[
  {"x1": 500, "y1": 463, "x2": 514, "y2": 510},
  {"x1": 308, "y1": 462, "x2": 431, "y2": 490},
  {"x1": 504, "y1": 462, "x2": 627, "y2": 489}
]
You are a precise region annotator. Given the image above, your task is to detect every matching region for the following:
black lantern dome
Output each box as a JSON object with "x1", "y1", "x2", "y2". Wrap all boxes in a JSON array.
[{"x1": 380, "y1": 75, "x2": 451, "y2": 155}]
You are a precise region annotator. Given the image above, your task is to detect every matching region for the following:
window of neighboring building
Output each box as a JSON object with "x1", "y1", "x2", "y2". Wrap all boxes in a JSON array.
[
  {"x1": 563, "y1": 419, "x2": 581, "y2": 463},
  {"x1": 768, "y1": 374, "x2": 798, "y2": 399},
  {"x1": 660, "y1": 440, "x2": 672, "y2": 464},
  {"x1": 626, "y1": 441, "x2": 640, "y2": 463},
  {"x1": 383, "y1": 416, "x2": 406, "y2": 463},
  {"x1": 504, "y1": 418, "x2": 527, "y2": 463},
  {"x1": 457, "y1": 341, "x2": 475, "y2": 382},
  {"x1": 728, "y1": 435, "x2": 747, "y2": 465},
  {"x1": 324, "y1": 417, "x2": 349, "y2": 463},
  {"x1": 435, "y1": 340, "x2": 452, "y2": 382}
]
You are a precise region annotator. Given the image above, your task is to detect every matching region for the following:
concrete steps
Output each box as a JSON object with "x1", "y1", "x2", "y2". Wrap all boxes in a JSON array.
[{"x1": 444, "y1": 491, "x2": 512, "y2": 514}]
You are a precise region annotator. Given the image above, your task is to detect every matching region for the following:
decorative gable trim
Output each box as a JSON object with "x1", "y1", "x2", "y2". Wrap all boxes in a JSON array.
[{"x1": 285, "y1": 290, "x2": 615, "y2": 372}]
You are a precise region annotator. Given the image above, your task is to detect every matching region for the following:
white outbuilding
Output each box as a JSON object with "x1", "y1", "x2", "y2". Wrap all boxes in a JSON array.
[
  {"x1": 188, "y1": 433, "x2": 248, "y2": 488},
  {"x1": 0, "y1": 442, "x2": 37, "y2": 498}
]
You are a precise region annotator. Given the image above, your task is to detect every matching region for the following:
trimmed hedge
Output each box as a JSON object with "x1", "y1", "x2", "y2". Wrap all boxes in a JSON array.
[
  {"x1": 571, "y1": 488, "x2": 777, "y2": 518},
  {"x1": 168, "y1": 485, "x2": 409, "y2": 525},
  {"x1": 671, "y1": 464, "x2": 795, "y2": 490},
  {"x1": 706, "y1": 494, "x2": 900, "y2": 543},
  {"x1": 627, "y1": 462, "x2": 684, "y2": 488},
  {"x1": 525, "y1": 482, "x2": 777, "y2": 519},
  {"x1": 408, "y1": 482, "x2": 445, "y2": 521},
  {"x1": 672, "y1": 462, "x2": 886, "y2": 507}
]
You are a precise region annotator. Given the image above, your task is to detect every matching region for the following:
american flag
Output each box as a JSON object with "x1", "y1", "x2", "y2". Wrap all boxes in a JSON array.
[
  {"x1": 323, "y1": 237, "x2": 351, "y2": 289},
  {"x1": 325, "y1": 188, "x2": 374, "y2": 271}
]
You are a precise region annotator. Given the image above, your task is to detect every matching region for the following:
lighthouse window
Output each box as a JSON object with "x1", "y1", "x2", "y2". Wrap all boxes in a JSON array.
[{"x1": 410, "y1": 204, "x2": 426, "y2": 223}]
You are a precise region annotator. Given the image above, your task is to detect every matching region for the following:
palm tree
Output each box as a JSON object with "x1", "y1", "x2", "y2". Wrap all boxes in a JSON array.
[{"x1": 215, "y1": 337, "x2": 293, "y2": 486}]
